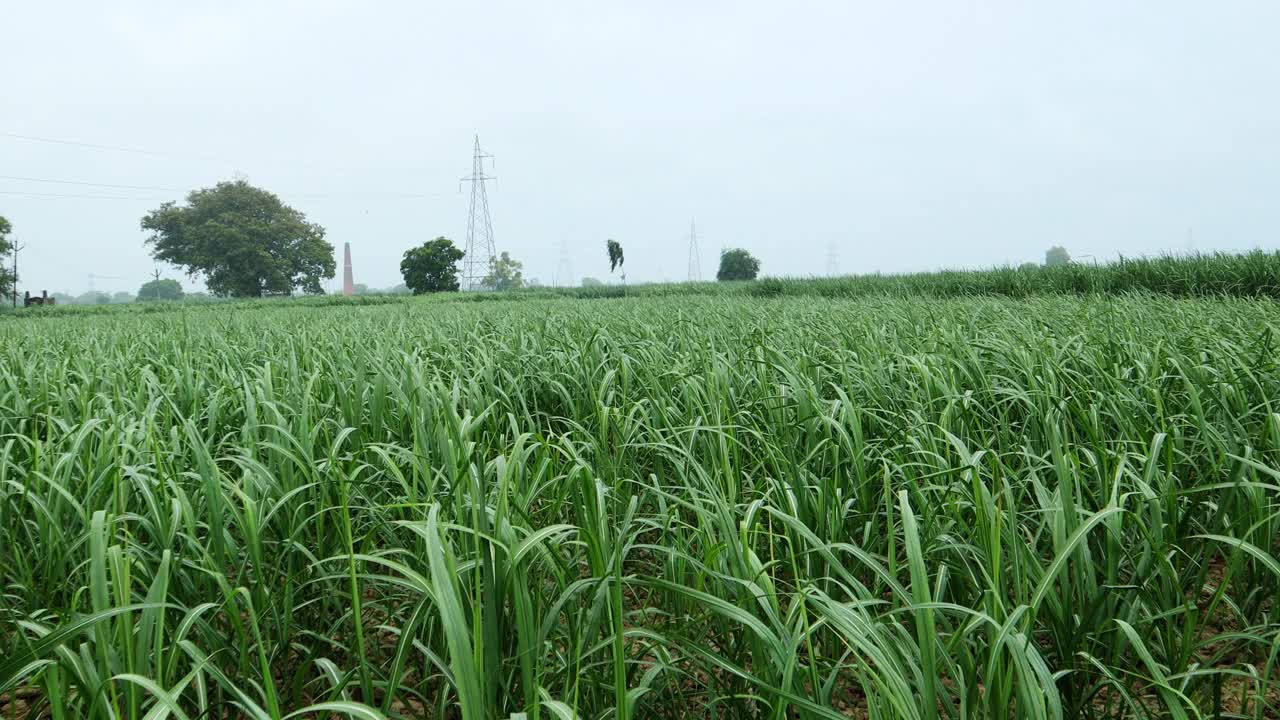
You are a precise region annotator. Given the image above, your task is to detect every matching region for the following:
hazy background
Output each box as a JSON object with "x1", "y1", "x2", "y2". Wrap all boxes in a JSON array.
[{"x1": 2, "y1": 1, "x2": 1278, "y2": 295}]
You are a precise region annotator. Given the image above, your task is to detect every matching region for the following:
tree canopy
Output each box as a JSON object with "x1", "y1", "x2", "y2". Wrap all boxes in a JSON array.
[
  {"x1": 137, "y1": 278, "x2": 184, "y2": 302},
  {"x1": 78, "y1": 291, "x2": 112, "y2": 305},
  {"x1": 717, "y1": 248, "x2": 761, "y2": 281},
  {"x1": 401, "y1": 237, "x2": 465, "y2": 294},
  {"x1": 1045, "y1": 246, "x2": 1071, "y2": 267},
  {"x1": 141, "y1": 180, "x2": 334, "y2": 297},
  {"x1": 606, "y1": 239, "x2": 624, "y2": 274},
  {"x1": 482, "y1": 251, "x2": 524, "y2": 291},
  {"x1": 0, "y1": 215, "x2": 14, "y2": 298}
]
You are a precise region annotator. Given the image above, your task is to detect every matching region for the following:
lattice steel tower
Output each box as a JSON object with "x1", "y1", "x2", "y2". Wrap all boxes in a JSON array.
[
  {"x1": 460, "y1": 135, "x2": 496, "y2": 291},
  {"x1": 687, "y1": 218, "x2": 702, "y2": 282},
  {"x1": 555, "y1": 240, "x2": 574, "y2": 287}
]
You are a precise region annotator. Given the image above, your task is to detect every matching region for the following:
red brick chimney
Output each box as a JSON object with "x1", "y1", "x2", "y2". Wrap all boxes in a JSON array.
[{"x1": 343, "y1": 242, "x2": 354, "y2": 296}]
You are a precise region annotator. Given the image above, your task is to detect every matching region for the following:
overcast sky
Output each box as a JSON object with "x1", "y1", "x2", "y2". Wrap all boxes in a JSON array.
[{"x1": 2, "y1": 1, "x2": 1278, "y2": 294}]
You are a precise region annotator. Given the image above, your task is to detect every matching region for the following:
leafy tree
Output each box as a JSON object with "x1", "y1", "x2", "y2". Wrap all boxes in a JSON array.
[
  {"x1": 77, "y1": 291, "x2": 111, "y2": 305},
  {"x1": 1045, "y1": 246, "x2": 1071, "y2": 267},
  {"x1": 137, "y1": 278, "x2": 184, "y2": 302},
  {"x1": 0, "y1": 215, "x2": 14, "y2": 299},
  {"x1": 717, "y1": 248, "x2": 761, "y2": 281},
  {"x1": 111, "y1": 291, "x2": 134, "y2": 304},
  {"x1": 400, "y1": 237, "x2": 465, "y2": 294},
  {"x1": 141, "y1": 180, "x2": 334, "y2": 297},
  {"x1": 606, "y1": 239, "x2": 624, "y2": 275},
  {"x1": 482, "y1": 251, "x2": 524, "y2": 291},
  {"x1": 387, "y1": 283, "x2": 412, "y2": 295},
  {"x1": 353, "y1": 283, "x2": 371, "y2": 295},
  {"x1": 581, "y1": 277, "x2": 603, "y2": 288}
]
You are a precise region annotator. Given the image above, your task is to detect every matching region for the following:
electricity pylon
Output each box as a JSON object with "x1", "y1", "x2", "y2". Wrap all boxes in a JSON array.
[{"x1": 460, "y1": 135, "x2": 496, "y2": 291}]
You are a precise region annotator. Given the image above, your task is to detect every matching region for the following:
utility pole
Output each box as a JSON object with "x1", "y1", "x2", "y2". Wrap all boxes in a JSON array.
[
  {"x1": 460, "y1": 135, "x2": 497, "y2": 291},
  {"x1": 687, "y1": 219, "x2": 701, "y2": 282},
  {"x1": 151, "y1": 267, "x2": 162, "y2": 301},
  {"x1": 10, "y1": 240, "x2": 22, "y2": 309}
]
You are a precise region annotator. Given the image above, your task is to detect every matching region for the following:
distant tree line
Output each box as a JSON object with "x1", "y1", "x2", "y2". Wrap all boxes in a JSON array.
[{"x1": 9, "y1": 178, "x2": 780, "y2": 309}]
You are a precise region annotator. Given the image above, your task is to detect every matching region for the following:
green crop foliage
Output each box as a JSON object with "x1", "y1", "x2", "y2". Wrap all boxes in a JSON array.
[{"x1": 1, "y1": 291, "x2": 1278, "y2": 718}]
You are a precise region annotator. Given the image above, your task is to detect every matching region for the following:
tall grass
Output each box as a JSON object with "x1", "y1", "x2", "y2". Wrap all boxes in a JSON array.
[
  {"x1": 7, "y1": 249, "x2": 1280, "y2": 322},
  {"x1": 484, "y1": 249, "x2": 1280, "y2": 302},
  {"x1": 1, "y1": 293, "x2": 1278, "y2": 718}
]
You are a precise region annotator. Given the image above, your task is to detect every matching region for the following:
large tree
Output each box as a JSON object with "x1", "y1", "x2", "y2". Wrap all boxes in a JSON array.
[
  {"x1": 717, "y1": 248, "x2": 761, "y2": 281},
  {"x1": 141, "y1": 180, "x2": 334, "y2": 297},
  {"x1": 1044, "y1": 246, "x2": 1071, "y2": 267},
  {"x1": 400, "y1": 237, "x2": 465, "y2": 294},
  {"x1": 137, "y1": 278, "x2": 184, "y2": 302},
  {"x1": 482, "y1": 251, "x2": 524, "y2": 291},
  {"x1": 0, "y1": 215, "x2": 14, "y2": 299}
]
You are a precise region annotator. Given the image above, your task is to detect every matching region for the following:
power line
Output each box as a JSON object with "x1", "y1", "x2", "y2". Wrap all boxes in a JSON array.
[
  {"x1": 289, "y1": 190, "x2": 451, "y2": 199},
  {"x1": 0, "y1": 189, "x2": 165, "y2": 201},
  {"x1": 1, "y1": 131, "x2": 180, "y2": 157},
  {"x1": 2, "y1": 131, "x2": 460, "y2": 202},
  {"x1": 87, "y1": 272, "x2": 125, "y2": 293},
  {"x1": 2, "y1": 130, "x2": 444, "y2": 175},
  {"x1": 0, "y1": 174, "x2": 184, "y2": 192},
  {"x1": 0, "y1": 175, "x2": 450, "y2": 200}
]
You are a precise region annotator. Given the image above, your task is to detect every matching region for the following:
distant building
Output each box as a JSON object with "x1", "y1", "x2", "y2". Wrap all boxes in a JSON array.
[{"x1": 23, "y1": 290, "x2": 55, "y2": 307}]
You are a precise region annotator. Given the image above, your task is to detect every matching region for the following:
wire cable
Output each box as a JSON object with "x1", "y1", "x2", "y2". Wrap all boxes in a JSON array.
[
  {"x1": 0, "y1": 174, "x2": 184, "y2": 192},
  {"x1": 0, "y1": 189, "x2": 166, "y2": 201}
]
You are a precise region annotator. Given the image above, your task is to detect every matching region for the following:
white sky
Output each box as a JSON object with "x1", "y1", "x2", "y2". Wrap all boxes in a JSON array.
[{"x1": 2, "y1": 1, "x2": 1278, "y2": 293}]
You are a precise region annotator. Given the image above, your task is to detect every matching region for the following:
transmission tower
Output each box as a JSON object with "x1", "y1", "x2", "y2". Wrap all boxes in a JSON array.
[
  {"x1": 555, "y1": 240, "x2": 574, "y2": 287},
  {"x1": 826, "y1": 242, "x2": 839, "y2": 276},
  {"x1": 460, "y1": 135, "x2": 497, "y2": 291},
  {"x1": 687, "y1": 219, "x2": 702, "y2": 282}
]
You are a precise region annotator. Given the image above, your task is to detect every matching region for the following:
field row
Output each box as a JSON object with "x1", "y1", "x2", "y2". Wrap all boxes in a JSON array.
[{"x1": 2, "y1": 295, "x2": 1279, "y2": 718}]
